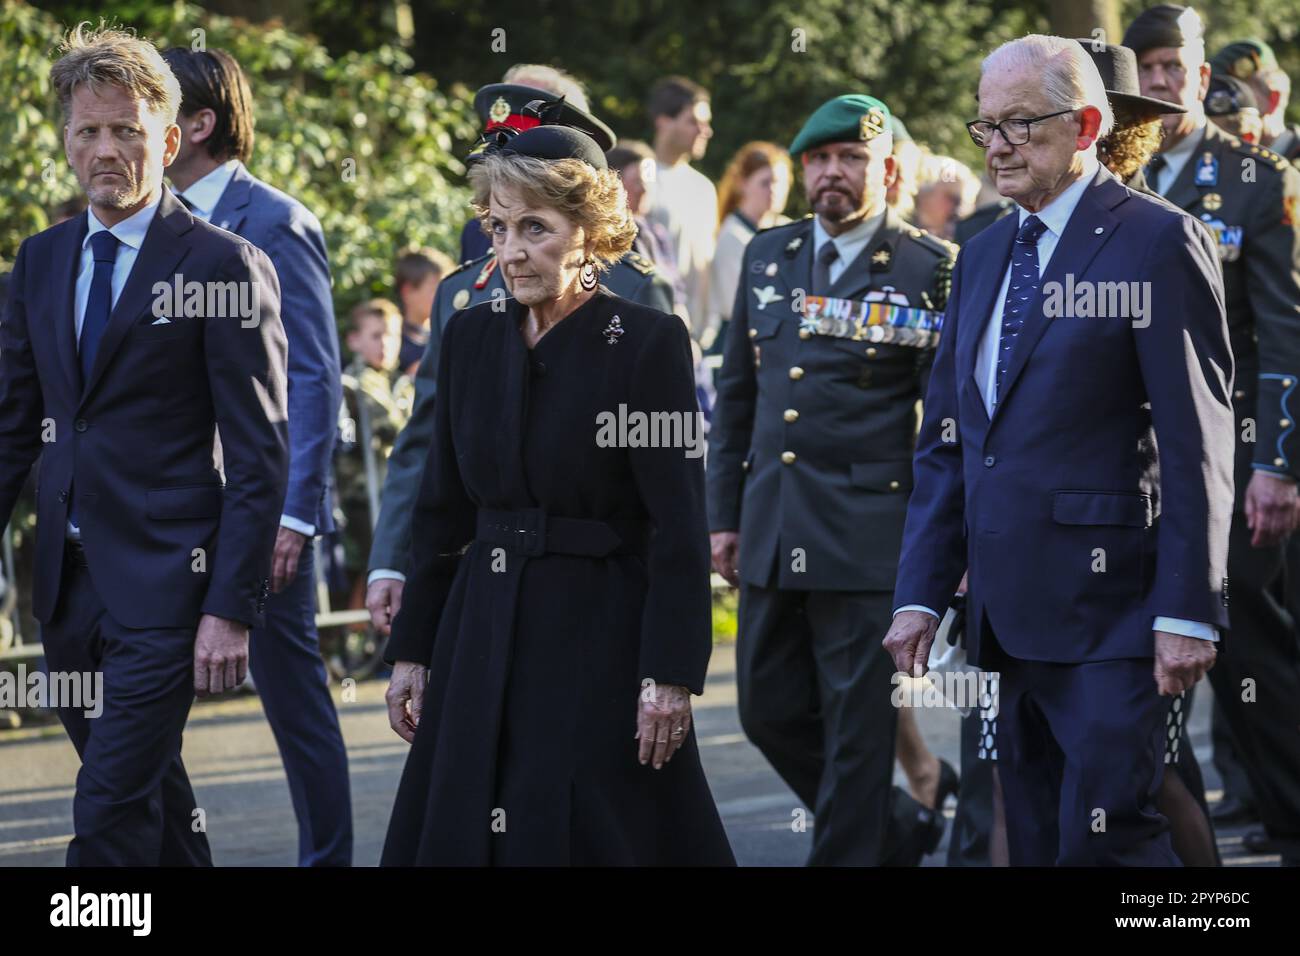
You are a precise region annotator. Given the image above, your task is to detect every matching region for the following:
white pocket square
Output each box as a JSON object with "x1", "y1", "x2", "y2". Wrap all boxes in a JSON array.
[{"x1": 151, "y1": 317, "x2": 172, "y2": 325}]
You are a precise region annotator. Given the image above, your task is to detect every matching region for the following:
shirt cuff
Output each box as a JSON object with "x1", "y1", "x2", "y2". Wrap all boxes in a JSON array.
[
  {"x1": 279, "y1": 514, "x2": 316, "y2": 537},
  {"x1": 1250, "y1": 464, "x2": 1297, "y2": 483},
  {"x1": 894, "y1": 604, "x2": 941, "y2": 620},
  {"x1": 367, "y1": 568, "x2": 407, "y2": 586},
  {"x1": 1153, "y1": 616, "x2": 1219, "y2": 642}
]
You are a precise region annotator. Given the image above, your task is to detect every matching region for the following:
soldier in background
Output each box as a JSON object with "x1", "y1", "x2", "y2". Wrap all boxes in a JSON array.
[
  {"x1": 1211, "y1": 39, "x2": 1300, "y2": 163},
  {"x1": 708, "y1": 94, "x2": 956, "y2": 866},
  {"x1": 1128, "y1": 4, "x2": 1300, "y2": 867}
]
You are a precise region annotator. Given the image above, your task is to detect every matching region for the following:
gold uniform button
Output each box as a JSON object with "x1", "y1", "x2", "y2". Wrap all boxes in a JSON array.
[
  {"x1": 888, "y1": 480, "x2": 900, "y2": 490},
  {"x1": 783, "y1": 409, "x2": 799, "y2": 423},
  {"x1": 781, "y1": 451, "x2": 796, "y2": 465},
  {"x1": 789, "y1": 366, "x2": 804, "y2": 380},
  {"x1": 866, "y1": 347, "x2": 878, "y2": 358},
  {"x1": 749, "y1": 328, "x2": 758, "y2": 339},
  {"x1": 1276, "y1": 457, "x2": 1287, "y2": 467},
  {"x1": 1283, "y1": 419, "x2": 1293, "y2": 428},
  {"x1": 1285, "y1": 378, "x2": 1295, "y2": 388},
  {"x1": 798, "y1": 328, "x2": 811, "y2": 340}
]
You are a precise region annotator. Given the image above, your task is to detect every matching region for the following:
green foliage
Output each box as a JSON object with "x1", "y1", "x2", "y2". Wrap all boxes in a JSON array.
[{"x1": 0, "y1": 0, "x2": 478, "y2": 324}]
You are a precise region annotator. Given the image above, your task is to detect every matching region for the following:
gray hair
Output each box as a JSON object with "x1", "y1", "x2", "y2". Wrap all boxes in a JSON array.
[
  {"x1": 982, "y1": 34, "x2": 1114, "y2": 140},
  {"x1": 502, "y1": 63, "x2": 589, "y2": 112}
]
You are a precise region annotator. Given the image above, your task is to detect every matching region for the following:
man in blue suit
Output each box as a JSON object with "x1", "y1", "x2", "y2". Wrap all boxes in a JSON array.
[
  {"x1": 162, "y1": 47, "x2": 352, "y2": 865},
  {"x1": 0, "y1": 26, "x2": 289, "y2": 865},
  {"x1": 883, "y1": 34, "x2": 1235, "y2": 866}
]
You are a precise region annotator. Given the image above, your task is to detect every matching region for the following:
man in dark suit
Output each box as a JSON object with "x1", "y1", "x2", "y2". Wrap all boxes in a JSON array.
[
  {"x1": 884, "y1": 34, "x2": 1234, "y2": 865},
  {"x1": 0, "y1": 25, "x2": 288, "y2": 865},
  {"x1": 707, "y1": 94, "x2": 956, "y2": 865},
  {"x1": 365, "y1": 88, "x2": 673, "y2": 631},
  {"x1": 1126, "y1": 4, "x2": 1300, "y2": 865},
  {"x1": 161, "y1": 47, "x2": 351, "y2": 866}
]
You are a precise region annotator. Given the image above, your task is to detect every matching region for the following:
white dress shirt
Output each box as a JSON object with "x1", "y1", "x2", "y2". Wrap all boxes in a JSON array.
[
  {"x1": 68, "y1": 195, "x2": 163, "y2": 540},
  {"x1": 812, "y1": 211, "x2": 885, "y2": 288},
  {"x1": 176, "y1": 159, "x2": 239, "y2": 223},
  {"x1": 897, "y1": 155, "x2": 1217, "y2": 642}
]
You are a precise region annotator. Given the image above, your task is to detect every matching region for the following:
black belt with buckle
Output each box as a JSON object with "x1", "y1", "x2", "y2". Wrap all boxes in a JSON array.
[
  {"x1": 475, "y1": 508, "x2": 649, "y2": 558},
  {"x1": 64, "y1": 539, "x2": 88, "y2": 568}
]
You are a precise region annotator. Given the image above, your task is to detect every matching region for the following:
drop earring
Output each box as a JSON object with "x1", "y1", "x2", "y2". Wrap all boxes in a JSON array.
[{"x1": 580, "y1": 258, "x2": 598, "y2": 291}]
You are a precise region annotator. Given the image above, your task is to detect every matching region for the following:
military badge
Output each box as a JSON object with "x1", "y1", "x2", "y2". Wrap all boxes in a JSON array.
[
  {"x1": 452, "y1": 289, "x2": 470, "y2": 310},
  {"x1": 753, "y1": 286, "x2": 785, "y2": 310},
  {"x1": 1194, "y1": 152, "x2": 1219, "y2": 186},
  {"x1": 1202, "y1": 192, "x2": 1223, "y2": 212},
  {"x1": 1200, "y1": 214, "x2": 1243, "y2": 262},
  {"x1": 1234, "y1": 54, "x2": 1257, "y2": 78},
  {"x1": 785, "y1": 235, "x2": 804, "y2": 258},
  {"x1": 489, "y1": 96, "x2": 511, "y2": 125},
  {"x1": 860, "y1": 107, "x2": 886, "y2": 141}
]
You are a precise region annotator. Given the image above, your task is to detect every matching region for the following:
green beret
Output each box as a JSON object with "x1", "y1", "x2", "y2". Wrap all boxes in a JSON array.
[
  {"x1": 1211, "y1": 39, "x2": 1279, "y2": 79},
  {"x1": 789, "y1": 94, "x2": 892, "y2": 157}
]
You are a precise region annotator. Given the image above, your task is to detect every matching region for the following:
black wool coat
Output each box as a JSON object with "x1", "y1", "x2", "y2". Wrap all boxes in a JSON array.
[{"x1": 381, "y1": 290, "x2": 735, "y2": 866}]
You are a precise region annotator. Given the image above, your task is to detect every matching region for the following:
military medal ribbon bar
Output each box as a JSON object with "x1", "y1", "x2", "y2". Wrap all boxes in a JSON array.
[{"x1": 800, "y1": 295, "x2": 944, "y2": 349}]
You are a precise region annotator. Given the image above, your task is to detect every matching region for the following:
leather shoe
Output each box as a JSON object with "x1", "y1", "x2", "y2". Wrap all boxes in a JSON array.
[{"x1": 1210, "y1": 795, "x2": 1259, "y2": 826}]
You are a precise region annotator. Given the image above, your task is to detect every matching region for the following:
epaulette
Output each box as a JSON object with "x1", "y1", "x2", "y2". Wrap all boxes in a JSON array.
[
  {"x1": 621, "y1": 250, "x2": 658, "y2": 276},
  {"x1": 447, "y1": 250, "x2": 490, "y2": 279},
  {"x1": 473, "y1": 253, "x2": 499, "y2": 289},
  {"x1": 906, "y1": 226, "x2": 959, "y2": 259},
  {"x1": 1233, "y1": 138, "x2": 1289, "y2": 172}
]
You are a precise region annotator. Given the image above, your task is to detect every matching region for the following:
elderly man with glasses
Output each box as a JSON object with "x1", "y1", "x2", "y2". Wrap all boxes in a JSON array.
[{"x1": 884, "y1": 33, "x2": 1235, "y2": 866}]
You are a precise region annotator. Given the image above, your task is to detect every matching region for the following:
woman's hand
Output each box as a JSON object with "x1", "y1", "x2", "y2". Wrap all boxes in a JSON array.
[
  {"x1": 635, "y1": 682, "x2": 693, "y2": 769},
  {"x1": 386, "y1": 661, "x2": 429, "y2": 744}
]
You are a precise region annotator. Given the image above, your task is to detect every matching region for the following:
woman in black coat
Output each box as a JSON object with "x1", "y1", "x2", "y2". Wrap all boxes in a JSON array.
[{"x1": 380, "y1": 121, "x2": 735, "y2": 865}]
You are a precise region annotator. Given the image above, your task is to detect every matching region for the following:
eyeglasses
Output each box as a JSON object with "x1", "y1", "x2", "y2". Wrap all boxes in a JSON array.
[{"x1": 966, "y1": 109, "x2": 1076, "y2": 148}]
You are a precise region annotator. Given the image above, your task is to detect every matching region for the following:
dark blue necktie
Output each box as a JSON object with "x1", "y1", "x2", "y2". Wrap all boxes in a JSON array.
[
  {"x1": 994, "y1": 215, "x2": 1047, "y2": 405},
  {"x1": 80, "y1": 230, "x2": 120, "y2": 385}
]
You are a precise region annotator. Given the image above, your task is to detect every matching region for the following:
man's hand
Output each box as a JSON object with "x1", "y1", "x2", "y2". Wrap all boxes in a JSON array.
[
  {"x1": 367, "y1": 578, "x2": 405, "y2": 636},
  {"x1": 710, "y1": 531, "x2": 740, "y2": 587},
  {"x1": 385, "y1": 661, "x2": 428, "y2": 744},
  {"x1": 883, "y1": 610, "x2": 940, "y2": 678},
  {"x1": 194, "y1": 615, "x2": 249, "y2": 697},
  {"x1": 1154, "y1": 630, "x2": 1216, "y2": 696},
  {"x1": 1244, "y1": 471, "x2": 1298, "y2": 548},
  {"x1": 270, "y1": 526, "x2": 308, "y2": 593}
]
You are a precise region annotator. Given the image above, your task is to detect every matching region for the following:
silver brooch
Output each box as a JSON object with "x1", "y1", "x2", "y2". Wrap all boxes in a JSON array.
[{"x1": 603, "y1": 315, "x2": 624, "y2": 345}]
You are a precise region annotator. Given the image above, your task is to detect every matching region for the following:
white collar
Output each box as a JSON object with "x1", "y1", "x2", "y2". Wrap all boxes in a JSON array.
[
  {"x1": 813, "y1": 208, "x2": 885, "y2": 259},
  {"x1": 1161, "y1": 122, "x2": 1206, "y2": 165},
  {"x1": 1015, "y1": 154, "x2": 1099, "y2": 237},
  {"x1": 177, "y1": 159, "x2": 241, "y2": 220},
  {"x1": 83, "y1": 191, "x2": 162, "y2": 253}
]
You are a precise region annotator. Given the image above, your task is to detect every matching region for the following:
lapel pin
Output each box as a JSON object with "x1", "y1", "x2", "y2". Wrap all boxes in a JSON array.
[
  {"x1": 1093, "y1": 227, "x2": 1104, "y2": 235},
  {"x1": 603, "y1": 315, "x2": 624, "y2": 345}
]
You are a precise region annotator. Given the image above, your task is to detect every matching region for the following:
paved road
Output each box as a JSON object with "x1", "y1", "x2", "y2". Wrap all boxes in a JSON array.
[{"x1": 0, "y1": 643, "x2": 1277, "y2": 866}]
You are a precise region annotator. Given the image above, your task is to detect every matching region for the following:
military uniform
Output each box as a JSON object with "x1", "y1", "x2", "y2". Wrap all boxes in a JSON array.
[
  {"x1": 1153, "y1": 120, "x2": 1300, "y2": 860},
  {"x1": 337, "y1": 359, "x2": 409, "y2": 572},
  {"x1": 709, "y1": 158, "x2": 956, "y2": 865}
]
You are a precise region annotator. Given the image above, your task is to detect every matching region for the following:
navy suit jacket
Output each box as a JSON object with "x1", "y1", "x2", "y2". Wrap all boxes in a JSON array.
[
  {"x1": 209, "y1": 162, "x2": 340, "y2": 533},
  {"x1": 0, "y1": 189, "x2": 289, "y2": 629},
  {"x1": 894, "y1": 167, "x2": 1235, "y2": 665}
]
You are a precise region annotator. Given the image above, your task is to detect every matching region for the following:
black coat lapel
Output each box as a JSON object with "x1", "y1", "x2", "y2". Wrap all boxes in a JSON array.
[
  {"x1": 81, "y1": 189, "x2": 195, "y2": 402},
  {"x1": 50, "y1": 212, "x2": 88, "y2": 396}
]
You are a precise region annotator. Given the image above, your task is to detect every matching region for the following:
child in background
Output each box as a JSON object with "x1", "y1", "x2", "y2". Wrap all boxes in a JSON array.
[{"x1": 337, "y1": 299, "x2": 410, "y2": 609}]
